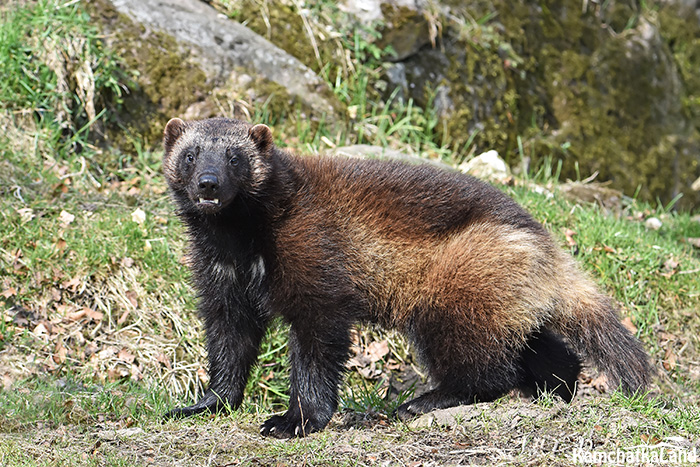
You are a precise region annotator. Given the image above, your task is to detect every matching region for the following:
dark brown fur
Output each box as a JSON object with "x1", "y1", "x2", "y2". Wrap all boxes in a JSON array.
[{"x1": 161, "y1": 117, "x2": 652, "y2": 438}]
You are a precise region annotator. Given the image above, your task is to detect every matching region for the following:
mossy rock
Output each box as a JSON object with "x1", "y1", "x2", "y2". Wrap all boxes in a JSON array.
[
  {"x1": 88, "y1": 0, "x2": 215, "y2": 148},
  {"x1": 88, "y1": 0, "x2": 343, "y2": 152},
  {"x1": 393, "y1": 0, "x2": 700, "y2": 208},
  {"x1": 213, "y1": 0, "x2": 342, "y2": 75}
]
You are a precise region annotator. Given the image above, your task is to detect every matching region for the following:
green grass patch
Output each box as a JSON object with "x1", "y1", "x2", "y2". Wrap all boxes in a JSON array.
[{"x1": 0, "y1": 375, "x2": 171, "y2": 433}]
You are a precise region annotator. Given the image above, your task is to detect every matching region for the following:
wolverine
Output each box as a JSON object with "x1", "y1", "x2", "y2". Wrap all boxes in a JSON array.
[{"x1": 161, "y1": 117, "x2": 651, "y2": 438}]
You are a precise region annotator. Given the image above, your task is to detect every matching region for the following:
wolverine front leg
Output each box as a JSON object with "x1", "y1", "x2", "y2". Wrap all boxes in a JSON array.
[
  {"x1": 260, "y1": 316, "x2": 352, "y2": 438},
  {"x1": 164, "y1": 296, "x2": 267, "y2": 419}
]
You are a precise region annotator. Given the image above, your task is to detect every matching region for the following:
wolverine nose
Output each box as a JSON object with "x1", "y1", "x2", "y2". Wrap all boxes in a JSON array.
[{"x1": 198, "y1": 174, "x2": 219, "y2": 193}]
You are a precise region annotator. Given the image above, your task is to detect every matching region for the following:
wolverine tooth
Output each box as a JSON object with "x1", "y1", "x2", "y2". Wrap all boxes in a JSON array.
[{"x1": 198, "y1": 198, "x2": 221, "y2": 205}]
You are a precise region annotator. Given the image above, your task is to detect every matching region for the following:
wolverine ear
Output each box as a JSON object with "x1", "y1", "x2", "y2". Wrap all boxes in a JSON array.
[
  {"x1": 249, "y1": 123, "x2": 273, "y2": 153},
  {"x1": 164, "y1": 118, "x2": 186, "y2": 154}
]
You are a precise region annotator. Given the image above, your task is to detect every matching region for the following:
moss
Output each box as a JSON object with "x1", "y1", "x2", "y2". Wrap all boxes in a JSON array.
[
  {"x1": 88, "y1": 0, "x2": 340, "y2": 152},
  {"x1": 408, "y1": 0, "x2": 699, "y2": 208},
  {"x1": 214, "y1": 0, "x2": 335, "y2": 74},
  {"x1": 657, "y1": 4, "x2": 700, "y2": 127},
  {"x1": 87, "y1": 0, "x2": 212, "y2": 149},
  {"x1": 442, "y1": 40, "x2": 514, "y2": 152},
  {"x1": 376, "y1": 3, "x2": 430, "y2": 60}
]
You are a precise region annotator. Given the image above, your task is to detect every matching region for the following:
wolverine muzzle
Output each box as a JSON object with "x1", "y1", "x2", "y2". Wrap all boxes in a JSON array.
[{"x1": 197, "y1": 173, "x2": 221, "y2": 206}]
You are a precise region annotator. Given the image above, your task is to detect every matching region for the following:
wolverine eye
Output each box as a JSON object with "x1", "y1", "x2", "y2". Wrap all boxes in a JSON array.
[
  {"x1": 227, "y1": 149, "x2": 239, "y2": 167},
  {"x1": 185, "y1": 152, "x2": 195, "y2": 164}
]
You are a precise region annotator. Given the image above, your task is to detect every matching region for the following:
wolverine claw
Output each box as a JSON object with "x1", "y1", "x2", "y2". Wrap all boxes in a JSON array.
[
  {"x1": 260, "y1": 414, "x2": 316, "y2": 438},
  {"x1": 163, "y1": 390, "x2": 232, "y2": 421},
  {"x1": 395, "y1": 403, "x2": 421, "y2": 422}
]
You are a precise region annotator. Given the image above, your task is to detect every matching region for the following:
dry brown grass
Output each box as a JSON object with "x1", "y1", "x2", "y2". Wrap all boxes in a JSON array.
[{"x1": 2, "y1": 393, "x2": 698, "y2": 466}]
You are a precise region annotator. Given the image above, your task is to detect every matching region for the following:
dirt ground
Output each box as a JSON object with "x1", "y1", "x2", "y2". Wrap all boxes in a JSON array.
[{"x1": 2, "y1": 388, "x2": 698, "y2": 467}]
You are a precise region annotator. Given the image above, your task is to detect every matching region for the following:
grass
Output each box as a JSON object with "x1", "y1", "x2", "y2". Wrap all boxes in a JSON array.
[{"x1": 1, "y1": 0, "x2": 700, "y2": 466}]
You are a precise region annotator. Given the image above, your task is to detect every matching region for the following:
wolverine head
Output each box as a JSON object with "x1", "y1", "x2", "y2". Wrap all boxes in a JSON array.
[{"x1": 163, "y1": 117, "x2": 274, "y2": 214}]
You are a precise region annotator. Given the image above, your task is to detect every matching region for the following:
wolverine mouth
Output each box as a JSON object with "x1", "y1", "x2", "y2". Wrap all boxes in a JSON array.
[{"x1": 198, "y1": 197, "x2": 221, "y2": 206}]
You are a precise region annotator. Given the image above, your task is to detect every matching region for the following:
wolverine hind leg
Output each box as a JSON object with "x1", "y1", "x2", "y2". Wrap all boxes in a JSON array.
[
  {"x1": 396, "y1": 310, "x2": 524, "y2": 421},
  {"x1": 517, "y1": 327, "x2": 581, "y2": 403},
  {"x1": 396, "y1": 325, "x2": 582, "y2": 421}
]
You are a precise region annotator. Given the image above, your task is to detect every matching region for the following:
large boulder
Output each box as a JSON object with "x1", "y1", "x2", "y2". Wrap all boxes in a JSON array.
[
  {"x1": 344, "y1": 0, "x2": 700, "y2": 208},
  {"x1": 90, "y1": 0, "x2": 342, "y2": 146}
]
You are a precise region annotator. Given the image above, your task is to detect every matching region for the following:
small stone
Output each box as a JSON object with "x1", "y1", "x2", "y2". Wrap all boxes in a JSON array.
[
  {"x1": 458, "y1": 150, "x2": 510, "y2": 182},
  {"x1": 408, "y1": 412, "x2": 435, "y2": 429},
  {"x1": 645, "y1": 217, "x2": 662, "y2": 230},
  {"x1": 691, "y1": 176, "x2": 700, "y2": 191}
]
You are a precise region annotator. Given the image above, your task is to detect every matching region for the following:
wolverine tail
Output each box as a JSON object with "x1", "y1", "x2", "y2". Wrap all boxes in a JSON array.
[
  {"x1": 564, "y1": 293, "x2": 652, "y2": 393},
  {"x1": 534, "y1": 248, "x2": 654, "y2": 394}
]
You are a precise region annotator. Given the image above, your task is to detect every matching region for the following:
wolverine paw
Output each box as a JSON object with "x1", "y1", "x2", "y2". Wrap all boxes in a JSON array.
[
  {"x1": 162, "y1": 390, "x2": 232, "y2": 420},
  {"x1": 395, "y1": 391, "x2": 466, "y2": 422},
  {"x1": 395, "y1": 401, "x2": 425, "y2": 422},
  {"x1": 260, "y1": 414, "x2": 319, "y2": 438}
]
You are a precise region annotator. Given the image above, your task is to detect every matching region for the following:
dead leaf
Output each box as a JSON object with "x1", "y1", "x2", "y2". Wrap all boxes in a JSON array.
[
  {"x1": 131, "y1": 208, "x2": 146, "y2": 224},
  {"x1": 661, "y1": 258, "x2": 679, "y2": 278},
  {"x1": 16, "y1": 208, "x2": 35, "y2": 223},
  {"x1": 1, "y1": 287, "x2": 17, "y2": 299},
  {"x1": 197, "y1": 368, "x2": 210, "y2": 386},
  {"x1": 3, "y1": 374, "x2": 12, "y2": 390},
  {"x1": 641, "y1": 434, "x2": 661, "y2": 445},
  {"x1": 664, "y1": 258, "x2": 679, "y2": 270},
  {"x1": 86, "y1": 308, "x2": 103, "y2": 321},
  {"x1": 603, "y1": 245, "x2": 616, "y2": 254},
  {"x1": 84, "y1": 342, "x2": 98, "y2": 358},
  {"x1": 117, "y1": 308, "x2": 130, "y2": 326},
  {"x1": 56, "y1": 303, "x2": 80, "y2": 316},
  {"x1": 689, "y1": 365, "x2": 700, "y2": 382},
  {"x1": 358, "y1": 365, "x2": 381, "y2": 379},
  {"x1": 152, "y1": 185, "x2": 167, "y2": 195},
  {"x1": 53, "y1": 341, "x2": 67, "y2": 364},
  {"x1": 66, "y1": 308, "x2": 87, "y2": 321},
  {"x1": 620, "y1": 316, "x2": 638, "y2": 334},
  {"x1": 50, "y1": 288, "x2": 61, "y2": 301},
  {"x1": 11, "y1": 306, "x2": 35, "y2": 327},
  {"x1": 156, "y1": 353, "x2": 172, "y2": 370},
  {"x1": 33, "y1": 322, "x2": 49, "y2": 339},
  {"x1": 108, "y1": 367, "x2": 129, "y2": 382},
  {"x1": 55, "y1": 238, "x2": 67, "y2": 253},
  {"x1": 117, "y1": 349, "x2": 135, "y2": 364},
  {"x1": 685, "y1": 238, "x2": 700, "y2": 248},
  {"x1": 367, "y1": 340, "x2": 390, "y2": 363},
  {"x1": 125, "y1": 291, "x2": 138, "y2": 308},
  {"x1": 120, "y1": 257, "x2": 135, "y2": 268},
  {"x1": 130, "y1": 364, "x2": 142, "y2": 381},
  {"x1": 66, "y1": 307, "x2": 103, "y2": 323},
  {"x1": 61, "y1": 276, "x2": 82, "y2": 292},
  {"x1": 663, "y1": 347, "x2": 677, "y2": 372},
  {"x1": 97, "y1": 346, "x2": 117, "y2": 360},
  {"x1": 58, "y1": 210, "x2": 75, "y2": 228}
]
